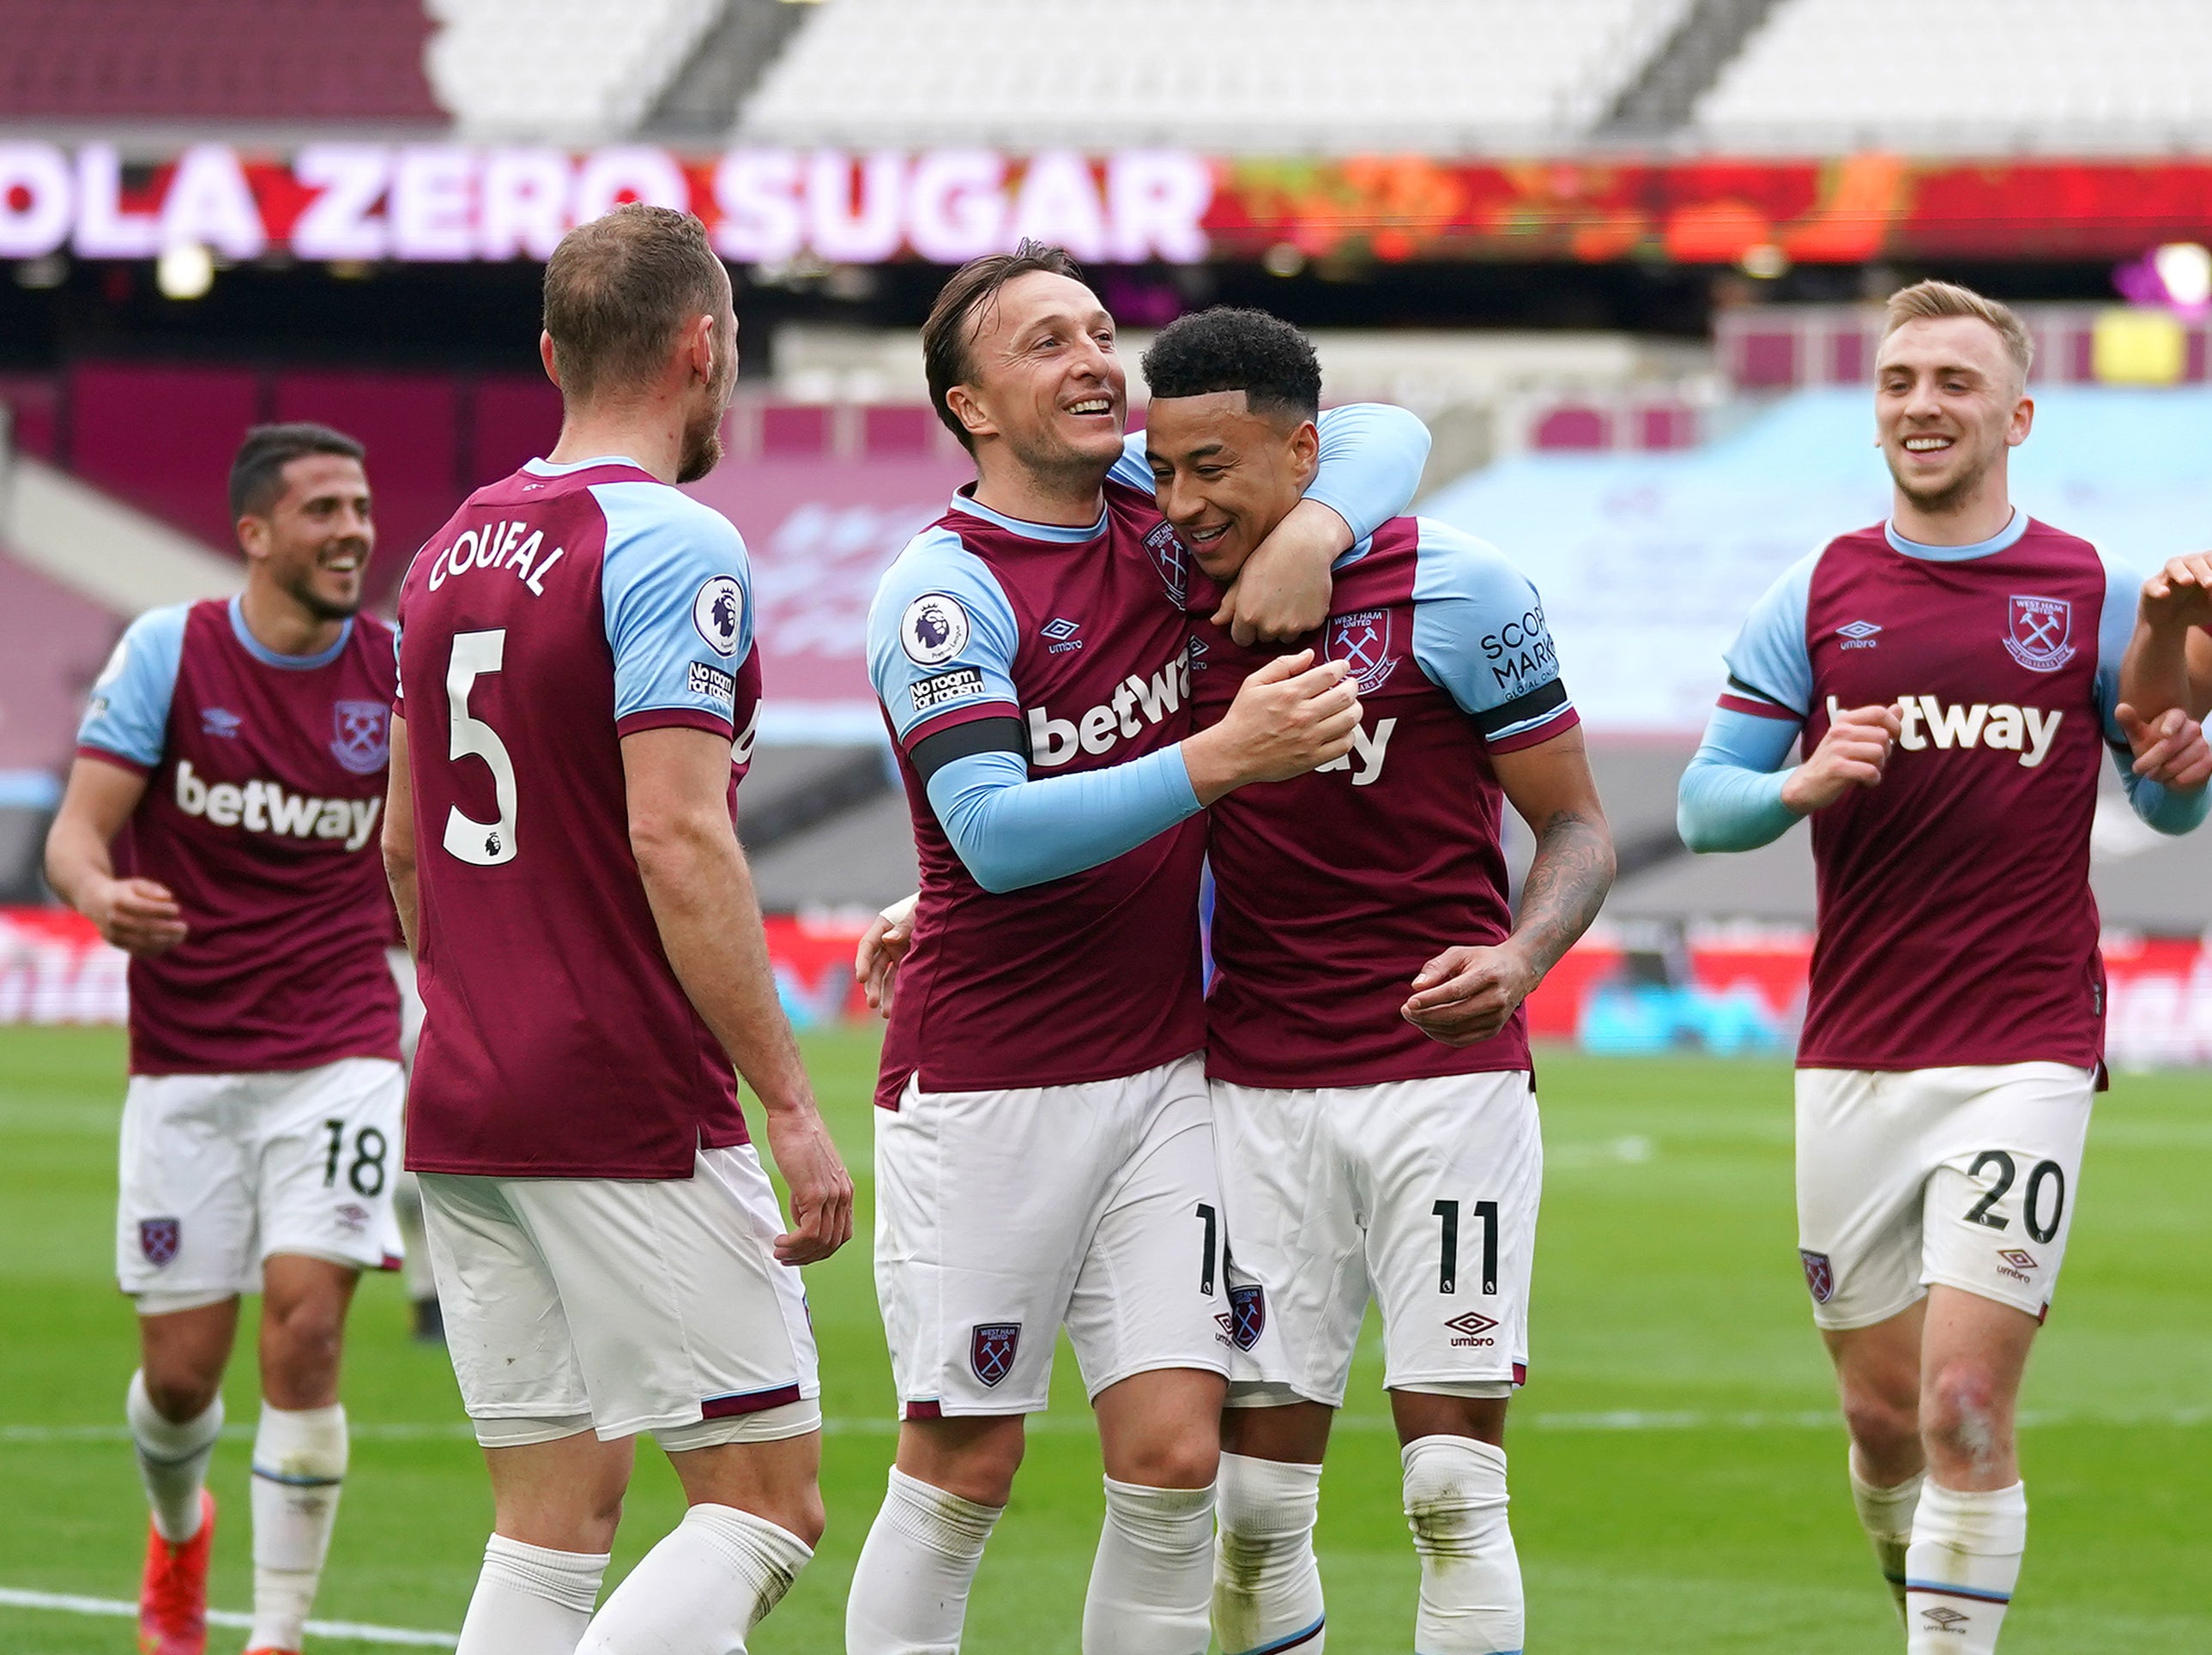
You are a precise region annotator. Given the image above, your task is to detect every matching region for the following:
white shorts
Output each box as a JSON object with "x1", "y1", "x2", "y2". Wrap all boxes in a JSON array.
[
  {"x1": 1796, "y1": 1063, "x2": 2095, "y2": 1331},
  {"x1": 418, "y1": 1145, "x2": 820, "y2": 1449},
  {"x1": 875, "y1": 1054, "x2": 1231, "y2": 1418},
  {"x1": 118, "y1": 1057, "x2": 406, "y2": 1313},
  {"x1": 1212, "y1": 1071, "x2": 1541, "y2": 1407}
]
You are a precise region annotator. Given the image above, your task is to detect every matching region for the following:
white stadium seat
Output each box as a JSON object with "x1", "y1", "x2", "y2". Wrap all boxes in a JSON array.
[{"x1": 426, "y1": 0, "x2": 728, "y2": 140}]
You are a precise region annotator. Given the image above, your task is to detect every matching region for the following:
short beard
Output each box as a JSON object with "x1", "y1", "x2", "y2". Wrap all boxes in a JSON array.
[
  {"x1": 1886, "y1": 444, "x2": 1994, "y2": 518},
  {"x1": 281, "y1": 565, "x2": 361, "y2": 623},
  {"x1": 1002, "y1": 421, "x2": 1119, "y2": 502},
  {"x1": 676, "y1": 414, "x2": 724, "y2": 486}
]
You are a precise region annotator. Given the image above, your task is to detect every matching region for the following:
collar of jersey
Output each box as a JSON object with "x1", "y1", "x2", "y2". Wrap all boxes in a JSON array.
[
  {"x1": 228, "y1": 595, "x2": 352, "y2": 671},
  {"x1": 523, "y1": 454, "x2": 644, "y2": 477},
  {"x1": 950, "y1": 487, "x2": 1108, "y2": 543},
  {"x1": 1883, "y1": 507, "x2": 2028, "y2": 563}
]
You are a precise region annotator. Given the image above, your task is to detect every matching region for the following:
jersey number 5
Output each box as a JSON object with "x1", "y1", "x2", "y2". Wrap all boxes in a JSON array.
[{"x1": 443, "y1": 629, "x2": 519, "y2": 867}]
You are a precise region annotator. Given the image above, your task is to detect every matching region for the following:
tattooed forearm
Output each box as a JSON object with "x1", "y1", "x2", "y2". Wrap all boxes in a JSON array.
[{"x1": 1511, "y1": 808, "x2": 1615, "y2": 978}]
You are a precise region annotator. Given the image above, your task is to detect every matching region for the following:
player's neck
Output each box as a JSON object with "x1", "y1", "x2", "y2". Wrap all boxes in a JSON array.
[
  {"x1": 970, "y1": 447, "x2": 1107, "y2": 529},
  {"x1": 1889, "y1": 468, "x2": 2014, "y2": 547},
  {"x1": 238, "y1": 581, "x2": 346, "y2": 658},
  {"x1": 547, "y1": 410, "x2": 682, "y2": 484}
]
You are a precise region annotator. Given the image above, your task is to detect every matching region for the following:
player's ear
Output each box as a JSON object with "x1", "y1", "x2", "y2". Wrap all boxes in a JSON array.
[
  {"x1": 945, "y1": 380, "x2": 995, "y2": 444},
  {"x1": 539, "y1": 330, "x2": 561, "y2": 390},
  {"x1": 237, "y1": 513, "x2": 269, "y2": 560},
  {"x1": 1288, "y1": 417, "x2": 1321, "y2": 485},
  {"x1": 2008, "y1": 393, "x2": 2034, "y2": 446}
]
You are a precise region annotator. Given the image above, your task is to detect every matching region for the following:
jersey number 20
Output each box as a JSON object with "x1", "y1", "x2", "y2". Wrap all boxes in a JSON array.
[{"x1": 443, "y1": 629, "x2": 519, "y2": 867}]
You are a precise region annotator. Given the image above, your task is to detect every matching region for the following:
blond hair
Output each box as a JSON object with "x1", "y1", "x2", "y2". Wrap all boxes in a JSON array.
[{"x1": 1883, "y1": 280, "x2": 2034, "y2": 386}]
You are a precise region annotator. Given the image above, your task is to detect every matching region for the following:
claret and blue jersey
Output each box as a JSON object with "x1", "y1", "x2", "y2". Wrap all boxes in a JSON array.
[
  {"x1": 865, "y1": 405, "x2": 1430, "y2": 1109},
  {"x1": 1680, "y1": 510, "x2": 2209, "y2": 1073},
  {"x1": 1190, "y1": 516, "x2": 1578, "y2": 1089}
]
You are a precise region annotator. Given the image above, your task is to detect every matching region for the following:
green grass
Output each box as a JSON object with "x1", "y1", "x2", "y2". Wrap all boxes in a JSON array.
[{"x1": 2, "y1": 1026, "x2": 2207, "y2": 1652}]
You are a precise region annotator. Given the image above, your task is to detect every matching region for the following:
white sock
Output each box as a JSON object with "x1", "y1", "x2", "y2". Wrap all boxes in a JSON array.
[
  {"x1": 456, "y1": 1533, "x2": 607, "y2": 1655},
  {"x1": 127, "y1": 1370, "x2": 222, "y2": 1544},
  {"x1": 1082, "y1": 1477, "x2": 1216, "y2": 1655},
  {"x1": 1402, "y1": 1435, "x2": 1522, "y2": 1655},
  {"x1": 1213, "y1": 1453, "x2": 1326, "y2": 1655},
  {"x1": 1849, "y1": 1451, "x2": 1923, "y2": 1620},
  {"x1": 1906, "y1": 1480, "x2": 2027, "y2": 1655},
  {"x1": 579, "y1": 1503, "x2": 813, "y2": 1654},
  {"x1": 248, "y1": 1402, "x2": 348, "y2": 1651},
  {"x1": 846, "y1": 1467, "x2": 1004, "y2": 1655}
]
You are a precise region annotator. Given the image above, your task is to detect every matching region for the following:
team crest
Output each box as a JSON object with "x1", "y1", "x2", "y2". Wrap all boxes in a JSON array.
[
  {"x1": 970, "y1": 1322, "x2": 1021, "y2": 1387},
  {"x1": 2003, "y1": 595, "x2": 2075, "y2": 672},
  {"x1": 1224, "y1": 1284, "x2": 1266, "y2": 1351},
  {"x1": 329, "y1": 701, "x2": 390, "y2": 776},
  {"x1": 1798, "y1": 1248, "x2": 1835, "y2": 1304},
  {"x1": 1142, "y1": 521, "x2": 1188, "y2": 607},
  {"x1": 139, "y1": 1217, "x2": 182, "y2": 1267},
  {"x1": 901, "y1": 593, "x2": 970, "y2": 665},
  {"x1": 1327, "y1": 607, "x2": 1399, "y2": 694}
]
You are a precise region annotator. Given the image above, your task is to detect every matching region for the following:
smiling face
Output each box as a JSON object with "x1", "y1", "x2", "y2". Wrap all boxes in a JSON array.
[
  {"x1": 1144, "y1": 390, "x2": 1319, "y2": 582},
  {"x1": 946, "y1": 269, "x2": 1127, "y2": 482},
  {"x1": 1875, "y1": 315, "x2": 2033, "y2": 516},
  {"x1": 239, "y1": 453, "x2": 374, "y2": 621}
]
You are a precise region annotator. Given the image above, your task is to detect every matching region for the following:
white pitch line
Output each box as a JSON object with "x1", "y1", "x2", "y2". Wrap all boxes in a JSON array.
[
  {"x1": 7, "y1": 1405, "x2": 2208, "y2": 1448},
  {"x1": 0, "y1": 1586, "x2": 455, "y2": 1647}
]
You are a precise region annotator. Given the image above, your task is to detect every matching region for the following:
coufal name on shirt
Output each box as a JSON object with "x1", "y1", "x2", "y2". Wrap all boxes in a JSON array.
[
  {"x1": 1829, "y1": 694, "x2": 2064, "y2": 768},
  {"x1": 425, "y1": 518, "x2": 568, "y2": 595},
  {"x1": 173, "y1": 759, "x2": 382, "y2": 850},
  {"x1": 1027, "y1": 653, "x2": 1189, "y2": 767}
]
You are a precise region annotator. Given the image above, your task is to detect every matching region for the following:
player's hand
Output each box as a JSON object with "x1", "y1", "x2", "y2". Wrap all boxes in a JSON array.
[
  {"x1": 1212, "y1": 503, "x2": 1343, "y2": 646},
  {"x1": 1780, "y1": 702, "x2": 1901, "y2": 814},
  {"x1": 763, "y1": 1103, "x2": 855, "y2": 1265},
  {"x1": 1182, "y1": 650, "x2": 1360, "y2": 804},
  {"x1": 2140, "y1": 553, "x2": 2212, "y2": 633},
  {"x1": 855, "y1": 892, "x2": 918, "y2": 1019},
  {"x1": 2118, "y1": 702, "x2": 2212, "y2": 791},
  {"x1": 1402, "y1": 943, "x2": 1541, "y2": 1047},
  {"x1": 83, "y1": 875, "x2": 188, "y2": 957}
]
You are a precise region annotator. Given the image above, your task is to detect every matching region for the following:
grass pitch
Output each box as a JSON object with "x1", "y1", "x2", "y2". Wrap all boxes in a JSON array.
[{"x1": 2, "y1": 1025, "x2": 2207, "y2": 1652}]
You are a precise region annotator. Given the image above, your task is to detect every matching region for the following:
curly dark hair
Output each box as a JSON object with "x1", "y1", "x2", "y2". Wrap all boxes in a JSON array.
[{"x1": 1140, "y1": 306, "x2": 1321, "y2": 422}]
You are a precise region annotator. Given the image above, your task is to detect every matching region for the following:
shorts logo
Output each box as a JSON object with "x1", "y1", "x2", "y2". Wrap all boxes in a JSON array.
[
  {"x1": 1327, "y1": 608, "x2": 1399, "y2": 694},
  {"x1": 1444, "y1": 1309, "x2": 1498, "y2": 1348},
  {"x1": 335, "y1": 1202, "x2": 371, "y2": 1233},
  {"x1": 970, "y1": 1322, "x2": 1020, "y2": 1387},
  {"x1": 1920, "y1": 1605, "x2": 1971, "y2": 1634},
  {"x1": 693, "y1": 576, "x2": 745, "y2": 657},
  {"x1": 1143, "y1": 522, "x2": 1188, "y2": 606},
  {"x1": 901, "y1": 593, "x2": 970, "y2": 665},
  {"x1": 2003, "y1": 595, "x2": 2076, "y2": 671},
  {"x1": 1997, "y1": 1248, "x2": 2037, "y2": 1270},
  {"x1": 139, "y1": 1217, "x2": 181, "y2": 1267},
  {"x1": 1220, "y1": 1284, "x2": 1266, "y2": 1352},
  {"x1": 329, "y1": 700, "x2": 390, "y2": 776},
  {"x1": 1799, "y1": 1248, "x2": 1835, "y2": 1304}
]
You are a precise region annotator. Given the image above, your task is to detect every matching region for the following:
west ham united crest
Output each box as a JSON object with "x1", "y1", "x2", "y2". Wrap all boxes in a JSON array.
[
  {"x1": 329, "y1": 700, "x2": 390, "y2": 776},
  {"x1": 1143, "y1": 521, "x2": 1188, "y2": 607},
  {"x1": 1225, "y1": 1284, "x2": 1266, "y2": 1352},
  {"x1": 970, "y1": 1321, "x2": 1021, "y2": 1387},
  {"x1": 2003, "y1": 595, "x2": 2075, "y2": 672},
  {"x1": 1327, "y1": 607, "x2": 1399, "y2": 694},
  {"x1": 1798, "y1": 1248, "x2": 1835, "y2": 1304},
  {"x1": 139, "y1": 1217, "x2": 182, "y2": 1267}
]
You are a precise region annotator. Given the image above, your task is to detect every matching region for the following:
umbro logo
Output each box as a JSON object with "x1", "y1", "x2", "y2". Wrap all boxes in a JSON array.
[
  {"x1": 1920, "y1": 1604, "x2": 1971, "y2": 1634},
  {"x1": 1042, "y1": 617, "x2": 1083, "y2": 655},
  {"x1": 1838, "y1": 619, "x2": 1882, "y2": 649},
  {"x1": 201, "y1": 707, "x2": 243, "y2": 738},
  {"x1": 1444, "y1": 1310, "x2": 1498, "y2": 1348},
  {"x1": 1997, "y1": 1248, "x2": 2037, "y2": 1270}
]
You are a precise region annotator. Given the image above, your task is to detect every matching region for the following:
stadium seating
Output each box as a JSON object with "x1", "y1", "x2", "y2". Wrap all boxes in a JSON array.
[
  {"x1": 425, "y1": 0, "x2": 727, "y2": 138},
  {"x1": 1697, "y1": 0, "x2": 2212, "y2": 149},
  {"x1": 0, "y1": 0, "x2": 438, "y2": 121},
  {"x1": 739, "y1": 0, "x2": 1695, "y2": 150}
]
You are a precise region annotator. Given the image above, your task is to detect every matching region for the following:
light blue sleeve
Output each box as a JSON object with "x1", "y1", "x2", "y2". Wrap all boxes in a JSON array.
[
  {"x1": 1114, "y1": 404, "x2": 1431, "y2": 540},
  {"x1": 2092, "y1": 547, "x2": 2210, "y2": 831},
  {"x1": 1677, "y1": 705, "x2": 1805, "y2": 852},
  {"x1": 1721, "y1": 551, "x2": 1820, "y2": 716},
  {"x1": 1409, "y1": 518, "x2": 1574, "y2": 736},
  {"x1": 76, "y1": 605, "x2": 189, "y2": 770},
  {"x1": 595, "y1": 481, "x2": 753, "y2": 732},
  {"x1": 867, "y1": 529, "x2": 1024, "y2": 745},
  {"x1": 925, "y1": 746, "x2": 1201, "y2": 894}
]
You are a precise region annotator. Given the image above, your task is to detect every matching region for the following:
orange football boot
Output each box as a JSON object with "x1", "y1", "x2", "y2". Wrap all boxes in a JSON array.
[{"x1": 138, "y1": 1489, "x2": 215, "y2": 1655}]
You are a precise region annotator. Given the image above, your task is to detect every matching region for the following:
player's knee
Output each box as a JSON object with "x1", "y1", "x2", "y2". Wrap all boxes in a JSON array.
[
  {"x1": 141, "y1": 1365, "x2": 222, "y2": 1423},
  {"x1": 1838, "y1": 1383, "x2": 1919, "y2": 1466},
  {"x1": 261, "y1": 1296, "x2": 348, "y2": 1400},
  {"x1": 1108, "y1": 1425, "x2": 1219, "y2": 1492},
  {"x1": 778, "y1": 1483, "x2": 827, "y2": 1550},
  {"x1": 1921, "y1": 1361, "x2": 2010, "y2": 1469},
  {"x1": 902, "y1": 1418, "x2": 1025, "y2": 1507}
]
